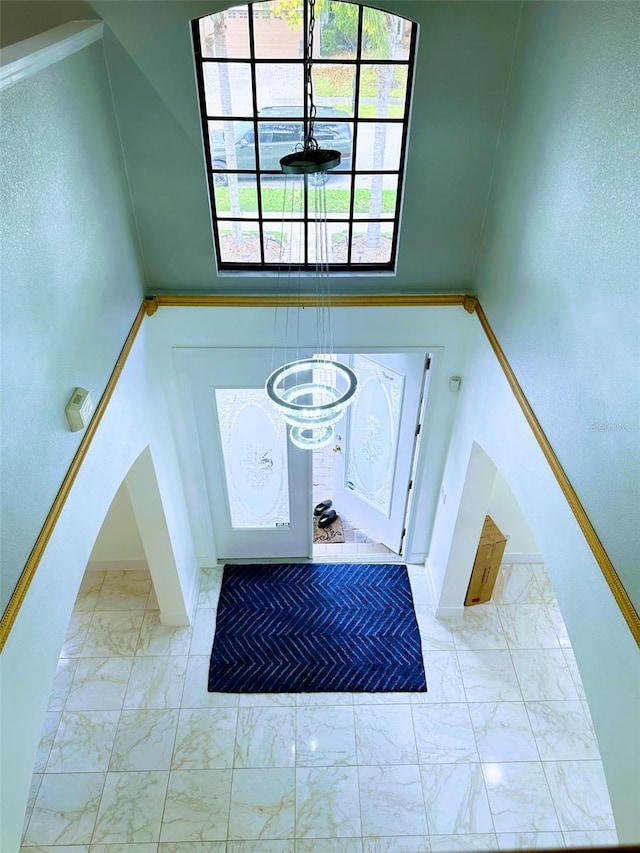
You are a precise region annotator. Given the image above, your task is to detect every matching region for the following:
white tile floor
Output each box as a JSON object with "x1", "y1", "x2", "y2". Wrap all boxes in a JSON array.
[{"x1": 21, "y1": 561, "x2": 618, "y2": 852}]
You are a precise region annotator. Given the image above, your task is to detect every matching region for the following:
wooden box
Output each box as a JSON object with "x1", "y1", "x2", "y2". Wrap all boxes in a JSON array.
[{"x1": 464, "y1": 515, "x2": 507, "y2": 606}]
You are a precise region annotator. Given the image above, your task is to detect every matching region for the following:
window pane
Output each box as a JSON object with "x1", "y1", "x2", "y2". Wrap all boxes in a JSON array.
[
  {"x1": 253, "y1": 1, "x2": 302, "y2": 59},
  {"x1": 218, "y1": 221, "x2": 263, "y2": 263},
  {"x1": 313, "y1": 65, "x2": 356, "y2": 116},
  {"x1": 309, "y1": 182, "x2": 351, "y2": 219},
  {"x1": 263, "y1": 228, "x2": 291, "y2": 263},
  {"x1": 264, "y1": 220, "x2": 305, "y2": 264},
  {"x1": 314, "y1": 118, "x2": 353, "y2": 169},
  {"x1": 358, "y1": 65, "x2": 408, "y2": 118},
  {"x1": 351, "y1": 222, "x2": 394, "y2": 264},
  {"x1": 361, "y1": 9, "x2": 409, "y2": 60},
  {"x1": 208, "y1": 120, "x2": 256, "y2": 170},
  {"x1": 329, "y1": 225, "x2": 350, "y2": 263},
  {"x1": 213, "y1": 177, "x2": 259, "y2": 218},
  {"x1": 315, "y1": 1, "x2": 358, "y2": 60},
  {"x1": 257, "y1": 120, "x2": 303, "y2": 171},
  {"x1": 390, "y1": 16, "x2": 414, "y2": 62},
  {"x1": 353, "y1": 174, "x2": 397, "y2": 219},
  {"x1": 203, "y1": 63, "x2": 253, "y2": 116},
  {"x1": 255, "y1": 64, "x2": 305, "y2": 112},
  {"x1": 215, "y1": 388, "x2": 290, "y2": 529},
  {"x1": 309, "y1": 221, "x2": 351, "y2": 264},
  {"x1": 199, "y1": 8, "x2": 250, "y2": 59},
  {"x1": 260, "y1": 175, "x2": 304, "y2": 220},
  {"x1": 355, "y1": 122, "x2": 403, "y2": 171}
]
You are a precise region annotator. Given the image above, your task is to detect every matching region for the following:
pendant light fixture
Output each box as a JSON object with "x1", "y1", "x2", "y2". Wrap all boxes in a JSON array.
[{"x1": 265, "y1": 0, "x2": 358, "y2": 450}]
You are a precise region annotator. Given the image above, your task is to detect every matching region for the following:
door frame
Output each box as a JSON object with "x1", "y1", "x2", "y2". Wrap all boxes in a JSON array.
[{"x1": 172, "y1": 343, "x2": 443, "y2": 567}]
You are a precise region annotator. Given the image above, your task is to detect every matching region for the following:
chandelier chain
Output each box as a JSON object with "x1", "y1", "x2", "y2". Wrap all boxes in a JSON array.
[{"x1": 305, "y1": 0, "x2": 318, "y2": 151}]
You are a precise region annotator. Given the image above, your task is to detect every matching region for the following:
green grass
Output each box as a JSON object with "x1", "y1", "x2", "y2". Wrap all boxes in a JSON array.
[
  {"x1": 358, "y1": 104, "x2": 404, "y2": 119},
  {"x1": 313, "y1": 66, "x2": 406, "y2": 101},
  {"x1": 215, "y1": 186, "x2": 397, "y2": 214}
]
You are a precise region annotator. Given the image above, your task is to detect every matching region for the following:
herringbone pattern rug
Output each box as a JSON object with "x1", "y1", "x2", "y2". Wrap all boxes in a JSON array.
[{"x1": 208, "y1": 562, "x2": 427, "y2": 693}]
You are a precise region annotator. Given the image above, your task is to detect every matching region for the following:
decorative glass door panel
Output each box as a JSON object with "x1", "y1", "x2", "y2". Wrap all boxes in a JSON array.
[
  {"x1": 215, "y1": 389, "x2": 290, "y2": 529},
  {"x1": 174, "y1": 348, "x2": 312, "y2": 561},
  {"x1": 345, "y1": 355, "x2": 404, "y2": 518},
  {"x1": 333, "y1": 352, "x2": 428, "y2": 554}
]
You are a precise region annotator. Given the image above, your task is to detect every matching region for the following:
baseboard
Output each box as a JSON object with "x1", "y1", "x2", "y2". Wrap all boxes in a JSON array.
[
  {"x1": 503, "y1": 552, "x2": 544, "y2": 564},
  {"x1": 159, "y1": 609, "x2": 190, "y2": 627},
  {"x1": 436, "y1": 605, "x2": 464, "y2": 618},
  {"x1": 187, "y1": 562, "x2": 207, "y2": 617},
  {"x1": 424, "y1": 559, "x2": 438, "y2": 611},
  {"x1": 85, "y1": 559, "x2": 149, "y2": 572}
]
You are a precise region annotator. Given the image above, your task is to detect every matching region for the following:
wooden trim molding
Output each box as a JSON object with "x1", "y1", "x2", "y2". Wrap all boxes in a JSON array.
[
  {"x1": 0, "y1": 303, "x2": 147, "y2": 654},
  {"x1": 149, "y1": 293, "x2": 470, "y2": 309},
  {"x1": 475, "y1": 301, "x2": 640, "y2": 647}
]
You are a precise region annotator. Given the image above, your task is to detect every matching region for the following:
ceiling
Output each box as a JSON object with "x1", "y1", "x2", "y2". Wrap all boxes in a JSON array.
[{"x1": 85, "y1": 0, "x2": 522, "y2": 295}]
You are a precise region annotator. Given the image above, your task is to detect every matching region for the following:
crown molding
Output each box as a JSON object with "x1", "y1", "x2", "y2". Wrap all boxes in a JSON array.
[{"x1": 0, "y1": 21, "x2": 104, "y2": 92}]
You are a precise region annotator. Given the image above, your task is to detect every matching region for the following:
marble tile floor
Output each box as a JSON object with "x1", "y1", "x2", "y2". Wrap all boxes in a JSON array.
[{"x1": 21, "y1": 561, "x2": 618, "y2": 853}]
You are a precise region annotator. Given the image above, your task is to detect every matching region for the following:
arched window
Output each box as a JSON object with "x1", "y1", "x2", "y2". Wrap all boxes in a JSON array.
[{"x1": 192, "y1": 1, "x2": 417, "y2": 271}]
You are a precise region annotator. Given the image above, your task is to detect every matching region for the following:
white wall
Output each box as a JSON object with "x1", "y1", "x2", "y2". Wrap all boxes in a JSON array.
[
  {"x1": 488, "y1": 470, "x2": 539, "y2": 559},
  {"x1": 0, "y1": 326, "x2": 198, "y2": 853},
  {"x1": 147, "y1": 304, "x2": 473, "y2": 568},
  {"x1": 428, "y1": 319, "x2": 640, "y2": 842},
  {"x1": 475, "y1": 2, "x2": 640, "y2": 612},
  {"x1": 88, "y1": 480, "x2": 146, "y2": 565}
]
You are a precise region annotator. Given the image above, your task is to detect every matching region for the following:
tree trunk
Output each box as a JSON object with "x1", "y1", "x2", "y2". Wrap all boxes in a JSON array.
[
  {"x1": 213, "y1": 15, "x2": 243, "y2": 244},
  {"x1": 366, "y1": 62, "x2": 392, "y2": 249}
]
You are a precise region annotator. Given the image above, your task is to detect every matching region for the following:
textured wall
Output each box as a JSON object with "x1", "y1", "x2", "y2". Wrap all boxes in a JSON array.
[
  {"x1": 476, "y1": 2, "x2": 640, "y2": 609},
  {"x1": 0, "y1": 41, "x2": 144, "y2": 613}
]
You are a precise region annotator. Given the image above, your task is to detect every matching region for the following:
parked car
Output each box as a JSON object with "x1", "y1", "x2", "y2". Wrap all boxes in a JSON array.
[{"x1": 210, "y1": 106, "x2": 352, "y2": 185}]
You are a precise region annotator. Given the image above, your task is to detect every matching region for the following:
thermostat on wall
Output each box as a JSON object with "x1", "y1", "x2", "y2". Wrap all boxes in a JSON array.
[{"x1": 65, "y1": 387, "x2": 93, "y2": 432}]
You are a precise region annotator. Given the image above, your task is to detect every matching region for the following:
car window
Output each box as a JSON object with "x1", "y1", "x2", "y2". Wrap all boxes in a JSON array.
[
  {"x1": 315, "y1": 123, "x2": 349, "y2": 143},
  {"x1": 266, "y1": 122, "x2": 302, "y2": 144}
]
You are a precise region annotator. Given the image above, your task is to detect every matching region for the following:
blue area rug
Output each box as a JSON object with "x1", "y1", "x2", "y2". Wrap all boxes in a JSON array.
[{"x1": 208, "y1": 562, "x2": 427, "y2": 693}]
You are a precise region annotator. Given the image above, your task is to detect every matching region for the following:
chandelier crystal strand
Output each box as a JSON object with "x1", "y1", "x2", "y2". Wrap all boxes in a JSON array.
[{"x1": 265, "y1": 0, "x2": 358, "y2": 450}]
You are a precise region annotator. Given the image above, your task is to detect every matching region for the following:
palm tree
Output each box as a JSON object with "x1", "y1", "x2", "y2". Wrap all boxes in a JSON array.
[
  {"x1": 274, "y1": 0, "x2": 400, "y2": 251},
  {"x1": 208, "y1": 13, "x2": 243, "y2": 245}
]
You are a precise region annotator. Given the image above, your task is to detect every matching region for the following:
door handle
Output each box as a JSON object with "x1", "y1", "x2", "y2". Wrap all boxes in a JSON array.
[{"x1": 333, "y1": 444, "x2": 342, "y2": 453}]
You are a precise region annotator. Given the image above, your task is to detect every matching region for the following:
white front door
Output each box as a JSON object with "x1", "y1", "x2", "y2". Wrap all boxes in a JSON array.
[
  {"x1": 333, "y1": 352, "x2": 429, "y2": 554},
  {"x1": 175, "y1": 348, "x2": 312, "y2": 560}
]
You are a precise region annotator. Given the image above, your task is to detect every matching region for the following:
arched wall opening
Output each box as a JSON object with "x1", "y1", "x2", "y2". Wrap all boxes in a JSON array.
[
  {"x1": 434, "y1": 440, "x2": 541, "y2": 615},
  {"x1": 86, "y1": 446, "x2": 190, "y2": 626}
]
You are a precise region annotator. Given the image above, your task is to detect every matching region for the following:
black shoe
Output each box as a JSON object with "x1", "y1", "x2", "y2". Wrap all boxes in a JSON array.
[
  {"x1": 314, "y1": 499, "x2": 333, "y2": 517},
  {"x1": 318, "y1": 509, "x2": 338, "y2": 528}
]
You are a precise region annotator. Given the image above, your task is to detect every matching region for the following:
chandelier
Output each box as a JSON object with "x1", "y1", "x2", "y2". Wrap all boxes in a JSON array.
[{"x1": 265, "y1": 0, "x2": 358, "y2": 450}]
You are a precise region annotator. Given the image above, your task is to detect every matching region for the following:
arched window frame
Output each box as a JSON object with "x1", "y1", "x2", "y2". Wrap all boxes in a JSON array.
[{"x1": 191, "y1": 1, "x2": 418, "y2": 273}]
